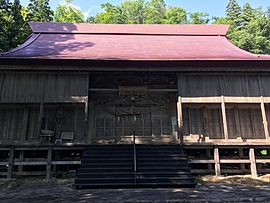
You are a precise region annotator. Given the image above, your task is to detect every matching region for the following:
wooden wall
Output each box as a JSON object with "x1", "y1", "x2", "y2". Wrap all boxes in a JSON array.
[
  {"x1": 178, "y1": 74, "x2": 270, "y2": 97},
  {"x1": 0, "y1": 72, "x2": 88, "y2": 103},
  {"x1": 182, "y1": 104, "x2": 265, "y2": 140},
  {"x1": 0, "y1": 104, "x2": 85, "y2": 144},
  {"x1": 178, "y1": 73, "x2": 270, "y2": 141}
]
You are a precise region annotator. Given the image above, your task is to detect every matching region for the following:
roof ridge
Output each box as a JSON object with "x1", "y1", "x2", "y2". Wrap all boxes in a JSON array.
[{"x1": 29, "y1": 22, "x2": 230, "y2": 36}]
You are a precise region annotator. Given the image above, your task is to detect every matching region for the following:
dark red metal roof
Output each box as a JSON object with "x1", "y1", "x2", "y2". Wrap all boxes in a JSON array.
[
  {"x1": 29, "y1": 22, "x2": 230, "y2": 35},
  {"x1": 1, "y1": 22, "x2": 270, "y2": 61}
]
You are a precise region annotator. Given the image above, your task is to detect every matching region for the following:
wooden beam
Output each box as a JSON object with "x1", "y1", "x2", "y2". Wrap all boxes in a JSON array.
[
  {"x1": 214, "y1": 147, "x2": 221, "y2": 176},
  {"x1": 177, "y1": 96, "x2": 183, "y2": 143},
  {"x1": 221, "y1": 96, "x2": 229, "y2": 141},
  {"x1": 260, "y1": 97, "x2": 270, "y2": 141},
  {"x1": 46, "y1": 146, "x2": 53, "y2": 181},
  {"x1": 189, "y1": 160, "x2": 215, "y2": 164},
  {"x1": 181, "y1": 96, "x2": 270, "y2": 104},
  {"x1": 89, "y1": 88, "x2": 177, "y2": 92},
  {"x1": 249, "y1": 148, "x2": 257, "y2": 177},
  {"x1": 220, "y1": 159, "x2": 250, "y2": 163},
  {"x1": 7, "y1": 147, "x2": 15, "y2": 179}
]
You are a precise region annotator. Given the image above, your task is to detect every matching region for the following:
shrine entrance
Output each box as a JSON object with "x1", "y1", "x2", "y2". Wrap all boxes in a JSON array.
[{"x1": 90, "y1": 73, "x2": 178, "y2": 144}]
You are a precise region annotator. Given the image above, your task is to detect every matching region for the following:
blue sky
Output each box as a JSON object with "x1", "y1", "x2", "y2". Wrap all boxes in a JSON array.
[{"x1": 20, "y1": 0, "x2": 270, "y2": 18}]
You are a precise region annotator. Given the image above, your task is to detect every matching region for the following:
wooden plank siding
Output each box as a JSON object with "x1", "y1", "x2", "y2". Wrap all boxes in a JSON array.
[
  {"x1": 0, "y1": 72, "x2": 88, "y2": 103},
  {"x1": 0, "y1": 72, "x2": 89, "y2": 144},
  {"x1": 178, "y1": 74, "x2": 269, "y2": 97},
  {"x1": 178, "y1": 73, "x2": 270, "y2": 143},
  {"x1": 0, "y1": 104, "x2": 85, "y2": 144}
]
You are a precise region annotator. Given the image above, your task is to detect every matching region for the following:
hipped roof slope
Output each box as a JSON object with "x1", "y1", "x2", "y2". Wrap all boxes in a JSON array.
[{"x1": 1, "y1": 22, "x2": 270, "y2": 61}]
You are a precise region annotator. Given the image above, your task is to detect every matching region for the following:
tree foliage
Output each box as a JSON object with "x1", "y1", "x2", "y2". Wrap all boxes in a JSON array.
[
  {"x1": 0, "y1": 0, "x2": 29, "y2": 52},
  {"x1": 214, "y1": 1, "x2": 270, "y2": 54},
  {"x1": 27, "y1": 0, "x2": 53, "y2": 22},
  {"x1": 188, "y1": 12, "x2": 209, "y2": 24},
  {"x1": 54, "y1": 0, "x2": 84, "y2": 23},
  {"x1": 91, "y1": 0, "x2": 193, "y2": 24}
]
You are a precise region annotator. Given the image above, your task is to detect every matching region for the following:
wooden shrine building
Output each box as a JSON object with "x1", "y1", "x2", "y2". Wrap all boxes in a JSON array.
[{"x1": 1, "y1": 22, "x2": 270, "y2": 186}]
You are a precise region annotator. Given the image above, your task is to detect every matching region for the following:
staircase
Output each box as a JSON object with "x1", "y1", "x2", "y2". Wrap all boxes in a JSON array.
[
  {"x1": 75, "y1": 145, "x2": 195, "y2": 188},
  {"x1": 136, "y1": 145, "x2": 195, "y2": 187}
]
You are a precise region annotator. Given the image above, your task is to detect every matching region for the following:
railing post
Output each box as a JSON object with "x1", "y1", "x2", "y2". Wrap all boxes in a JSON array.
[
  {"x1": 18, "y1": 150, "x2": 24, "y2": 173},
  {"x1": 214, "y1": 147, "x2": 221, "y2": 177},
  {"x1": 260, "y1": 97, "x2": 270, "y2": 141},
  {"x1": 249, "y1": 148, "x2": 257, "y2": 178},
  {"x1": 177, "y1": 96, "x2": 183, "y2": 143},
  {"x1": 133, "y1": 133, "x2": 137, "y2": 186},
  {"x1": 7, "y1": 146, "x2": 15, "y2": 179},
  {"x1": 46, "y1": 146, "x2": 53, "y2": 181},
  {"x1": 221, "y1": 96, "x2": 229, "y2": 141}
]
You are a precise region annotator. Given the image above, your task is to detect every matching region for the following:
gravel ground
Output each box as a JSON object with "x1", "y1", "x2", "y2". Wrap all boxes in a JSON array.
[{"x1": 0, "y1": 177, "x2": 270, "y2": 203}]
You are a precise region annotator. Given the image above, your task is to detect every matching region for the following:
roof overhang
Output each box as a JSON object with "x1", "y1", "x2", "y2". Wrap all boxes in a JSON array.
[{"x1": 1, "y1": 58, "x2": 270, "y2": 72}]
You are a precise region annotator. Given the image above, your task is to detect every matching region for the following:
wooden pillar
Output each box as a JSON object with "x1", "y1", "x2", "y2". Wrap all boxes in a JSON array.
[
  {"x1": 239, "y1": 148, "x2": 245, "y2": 172},
  {"x1": 177, "y1": 96, "x2": 183, "y2": 143},
  {"x1": 221, "y1": 96, "x2": 229, "y2": 141},
  {"x1": 207, "y1": 148, "x2": 213, "y2": 171},
  {"x1": 46, "y1": 146, "x2": 53, "y2": 181},
  {"x1": 18, "y1": 151, "x2": 24, "y2": 173},
  {"x1": 21, "y1": 108, "x2": 29, "y2": 142},
  {"x1": 214, "y1": 147, "x2": 221, "y2": 176},
  {"x1": 84, "y1": 97, "x2": 89, "y2": 138},
  {"x1": 7, "y1": 147, "x2": 15, "y2": 179},
  {"x1": 38, "y1": 101, "x2": 44, "y2": 142},
  {"x1": 85, "y1": 74, "x2": 90, "y2": 140},
  {"x1": 249, "y1": 148, "x2": 257, "y2": 177},
  {"x1": 260, "y1": 97, "x2": 270, "y2": 141}
]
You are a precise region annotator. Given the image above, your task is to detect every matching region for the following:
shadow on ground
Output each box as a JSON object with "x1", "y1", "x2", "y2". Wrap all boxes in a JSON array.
[{"x1": 0, "y1": 176, "x2": 270, "y2": 202}]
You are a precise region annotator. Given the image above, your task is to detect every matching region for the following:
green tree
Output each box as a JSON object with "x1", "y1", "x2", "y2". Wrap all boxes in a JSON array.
[
  {"x1": 226, "y1": 0, "x2": 241, "y2": 26},
  {"x1": 94, "y1": 3, "x2": 127, "y2": 24},
  {"x1": 0, "y1": 0, "x2": 12, "y2": 52},
  {"x1": 239, "y1": 3, "x2": 257, "y2": 27},
  {"x1": 122, "y1": 0, "x2": 145, "y2": 24},
  {"x1": 234, "y1": 15, "x2": 270, "y2": 54},
  {"x1": 54, "y1": 0, "x2": 85, "y2": 23},
  {"x1": 27, "y1": 0, "x2": 53, "y2": 22},
  {"x1": 8, "y1": 0, "x2": 29, "y2": 49},
  {"x1": 189, "y1": 12, "x2": 209, "y2": 24},
  {"x1": 214, "y1": 1, "x2": 270, "y2": 54},
  {"x1": 164, "y1": 6, "x2": 187, "y2": 24},
  {"x1": 144, "y1": 0, "x2": 166, "y2": 24}
]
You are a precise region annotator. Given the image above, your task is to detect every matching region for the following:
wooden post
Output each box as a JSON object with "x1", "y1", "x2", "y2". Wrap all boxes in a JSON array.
[
  {"x1": 177, "y1": 96, "x2": 183, "y2": 143},
  {"x1": 214, "y1": 147, "x2": 221, "y2": 176},
  {"x1": 21, "y1": 108, "x2": 29, "y2": 142},
  {"x1": 234, "y1": 108, "x2": 243, "y2": 141},
  {"x1": 207, "y1": 148, "x2": 213, "y2": 171},
  {"x1": 221, "y1": 96, "x2": 229, "y2": 141},
  {"x1": 18, "y1": 150, "x2": 24, "y2": 173},
  {"x1": 249, "y1": 148, "x2": 257, "y2": 177},
  {"x1": 260, "y1": 97, "x2": 270, "y2": 141},
  {"x1": 38, "y1": 101, "x2": 44, "y2": 142},
  {"x1": 85, "y1": 75, "x2": 90, "y2": 141},
  {"x1": 46, "y1": 146, "x2": 53, "y2": 181},
  {"x1": 7, "y1": 147, "x2": 15, "y2": 179},
  {"x1": 239, "y1": 148, "x2": 245, "y2": 172}
]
